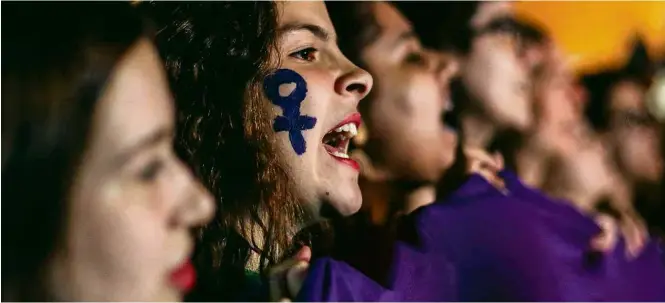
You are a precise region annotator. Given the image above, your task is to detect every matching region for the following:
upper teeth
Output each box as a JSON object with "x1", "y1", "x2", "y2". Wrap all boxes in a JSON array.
[{"x1": 333, "y1": 123, "x2": 358, "y2": 136}]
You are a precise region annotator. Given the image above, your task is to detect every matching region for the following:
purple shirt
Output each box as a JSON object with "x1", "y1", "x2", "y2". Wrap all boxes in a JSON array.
[{"x1": 298, "y1": 171, "x2": 665, "y2": 301}]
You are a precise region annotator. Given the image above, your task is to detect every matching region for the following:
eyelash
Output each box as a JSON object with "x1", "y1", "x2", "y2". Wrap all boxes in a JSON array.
[
  {"x1": 289, "y1": 47, "x2": 318, "y2": 62},
  {"x1": 138, "y1": 159, "x2": 164, "y2": 182},
  {"x1": 404, "y1": 52, "x2": 426, "y2": 66}
]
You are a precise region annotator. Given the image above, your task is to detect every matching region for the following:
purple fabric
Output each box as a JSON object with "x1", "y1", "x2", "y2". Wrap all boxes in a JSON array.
[
  {"x1": 298, "y1": 171, "x2": 665, "y2": 301},
  {"x1": 296, "y1": 239, "x2": 458, "y2": 301}
]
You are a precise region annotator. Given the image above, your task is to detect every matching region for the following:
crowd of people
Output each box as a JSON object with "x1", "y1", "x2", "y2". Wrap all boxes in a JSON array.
[{"x1": 3, "y1": 1, "x2": 664, "y2": 301}]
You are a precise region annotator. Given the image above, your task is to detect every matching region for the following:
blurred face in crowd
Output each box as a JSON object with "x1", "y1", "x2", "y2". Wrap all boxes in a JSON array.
[
  {"x1": 357, "y1": 2, "x2": 458, "y2": 182},
  {"x1": 48, "y1": 40, "x2": 214, "y2": 301},
  {"x1": 460, "y1": 2, "x2": 532, "y2": 131},
  {"x1": 272, "y1": 1, "x2": 373, "y2": 217},
  {"x1": 606, "y1": 80, "x2": 663, "y2": 183},
  {"x1": 525, "y1": 43, "x2": 615, "y2": 204},
  {"x1": 547, "y1": 125, "x2": 615, "y2": 211},
  {"x1": 530, "y1": 45, "x2": 584, "y2": 156}
]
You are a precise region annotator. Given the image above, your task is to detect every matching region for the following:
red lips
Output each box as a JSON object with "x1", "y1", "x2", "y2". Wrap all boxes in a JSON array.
[
  {"x1": 331, "y1": 112, "x2": 362, "y2": 130},
  {"x1": 170, "y1": 260, "x2": 196, "y2": 293}
]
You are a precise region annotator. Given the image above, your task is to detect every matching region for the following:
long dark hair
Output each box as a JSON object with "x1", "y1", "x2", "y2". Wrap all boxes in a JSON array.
[
  {"x1": 139, "y1": 2, "x2": 308, "y2": 300},
  {"x1": 1, "y1": 2, "x2": 149, "y2": 301}
]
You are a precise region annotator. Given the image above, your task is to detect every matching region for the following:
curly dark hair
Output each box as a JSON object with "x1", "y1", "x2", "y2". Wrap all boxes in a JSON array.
[
  {"x1": 139, "y1": 2, "x2": 309, "y2": 300},
  {"x1": 2, "y1": 2, "x2": 149, "y2": 301}
]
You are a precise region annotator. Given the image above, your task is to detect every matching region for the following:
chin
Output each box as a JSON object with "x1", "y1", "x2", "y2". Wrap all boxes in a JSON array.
[
  {"x1": 153, "y1": 288, "x2": 182, "y2": 302},
  {"x1": 326, "y1": 186, "x2": 362, "y2": 217},
  {"x1": 503, "y1": 114, "x2": 532, "y2": 132}
]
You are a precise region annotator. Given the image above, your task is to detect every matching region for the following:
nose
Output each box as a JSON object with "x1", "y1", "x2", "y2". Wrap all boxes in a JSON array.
[
  {"x1": 334, "y1": 63, "x2": 373, "y2": 102},
  {"x1": 434, "y1": 54, "x2": 459, "y2": 88},
  {"x1": 427, "y1": 51, "x2": 459, "y2": 109},
  {"x1": 172, "y1": 162, "x2": 215, "y2": 228}
]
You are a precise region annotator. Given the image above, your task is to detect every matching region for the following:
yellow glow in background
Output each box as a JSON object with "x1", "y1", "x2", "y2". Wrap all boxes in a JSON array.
[{"x1": 515, "y1": 1, "x2": 665, "y2": 74}]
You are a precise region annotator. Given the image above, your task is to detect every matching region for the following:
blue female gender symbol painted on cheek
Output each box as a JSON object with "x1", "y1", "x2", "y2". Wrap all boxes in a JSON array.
[{"x1": 263, "y1": 69, "x2": 317, "y2": 155}]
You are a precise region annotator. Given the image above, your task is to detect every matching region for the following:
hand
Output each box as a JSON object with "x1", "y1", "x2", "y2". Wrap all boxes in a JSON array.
[
  {"x1": 617, "y1": 209, "x2": 649, "y2": 259},
  {"x1": 437, "y1": 141, "x2": 505, "y2": 200},
  {"x1": 590, "y1": 212, "x2": 648, "y2": 259},
  {"x1": 268, "y1": 246, "x2": 311, "y2": 302},
  {"x1": 464, "y1": 148, "x2": 506, "y2": 191}
]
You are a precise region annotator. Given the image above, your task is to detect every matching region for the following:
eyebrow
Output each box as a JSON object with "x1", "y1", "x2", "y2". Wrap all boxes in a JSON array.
[
  {"x1": 477, "y1": 16, "x2": 522, "y2": 38},
  {"x1": 390, "y1": 30, "x2": 418, "y2": 50},
  {"x1": 278, "y1": 22, "x2": 335, "y2": 43},
  {"x1": 111, "y1": 126, "x2": 173, "y2": 168}
]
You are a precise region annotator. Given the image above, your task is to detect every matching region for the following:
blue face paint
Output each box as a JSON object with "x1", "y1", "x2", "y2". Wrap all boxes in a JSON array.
[{"x1": 264, "y1": 68, "x2": 317, "y2": 156}]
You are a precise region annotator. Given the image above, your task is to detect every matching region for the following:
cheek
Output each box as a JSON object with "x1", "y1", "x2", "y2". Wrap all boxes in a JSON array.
[
  {"x1": 625, "y1": 133, "x2": 660, "y2": 160},
  {"x1": 64, "y1": 182, "x2": 171, "y2": 299},
  {"x1": 466, "y1": 48, "x2": 524, "y2": 113},
  {"x1": 265, "y1": 68, "x2": 324, "y2": 157}
]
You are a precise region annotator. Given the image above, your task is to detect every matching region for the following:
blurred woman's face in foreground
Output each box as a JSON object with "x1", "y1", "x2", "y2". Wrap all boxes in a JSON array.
[
  {"x1": 48, "y1": 39, "x2": 214, "y2": 301},
  {"x1": 356, "y1": 2, "x2": 458, "y2": 182}
]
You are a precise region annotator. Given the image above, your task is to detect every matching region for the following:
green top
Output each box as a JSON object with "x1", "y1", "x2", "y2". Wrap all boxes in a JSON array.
[{"x1": 240, "y1": 269, "x2": 268, "y2": 301}]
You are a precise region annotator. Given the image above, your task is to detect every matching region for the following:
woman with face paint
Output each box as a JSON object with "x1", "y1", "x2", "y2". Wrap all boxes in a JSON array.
[
  {"x1": 142, "y1": 1, "x2": 372, "y2": 301},
  {"x1": 2, "y1": 3, "x2": 215, "y2": 301},
  {"x1": 306, "y1": 1, "x2": 665, "y2": 301}
]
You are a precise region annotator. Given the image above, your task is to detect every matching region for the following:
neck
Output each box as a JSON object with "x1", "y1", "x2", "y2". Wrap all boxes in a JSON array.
[
  {"x1": 461, "y1": 111, "x2": 496, "y2": 149},
  {"x1": 608, "y1": 171, "x2": 634, "y2": 212},
  {"x1": 546, "y1": 186, "x2": 600, "y2": 213},
  {"x1": 359, "y1": 177, "x2": 435, "y2": 226},
  {"x1": 514, "y1": 138, "x2": 550, "y2": 188}
]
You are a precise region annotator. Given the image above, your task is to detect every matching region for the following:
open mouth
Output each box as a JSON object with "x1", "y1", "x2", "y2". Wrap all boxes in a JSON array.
[
  {"x1": 442, "y1": 97, "x2": 458, "y2": 131},
  {"x1": 322, "y1": 113, "x2": 361, "y2": 170}
]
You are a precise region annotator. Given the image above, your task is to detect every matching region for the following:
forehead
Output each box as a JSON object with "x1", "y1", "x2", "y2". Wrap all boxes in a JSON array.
[
  {"x1": 92, "y1": 39, "x2": 173, "y2": 152},
  {"x1": 610, "y1": 80, "x2": 646, "y2": 111},
  {"x1": 278, "y1": 1, "x2": 335, "y2": 32},
  {"x1": 373, "y1": 2, "x2": 411, "y2": 33},
  {"x1": 471, "y1": 1, "x2": 513, "y2": 30}
]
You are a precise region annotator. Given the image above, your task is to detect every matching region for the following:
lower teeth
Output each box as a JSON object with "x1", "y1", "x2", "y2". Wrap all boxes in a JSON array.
[{"x1": 330, "y1": 150, "x2": 349, "y2": 159}]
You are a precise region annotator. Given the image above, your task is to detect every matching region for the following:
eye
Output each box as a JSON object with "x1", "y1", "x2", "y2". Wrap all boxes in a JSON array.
[
  {"x1": 138, "y1": 159, "x2": 164, "y2": 182},
  {"x1": 289, "y1": 47, "x2": 318, "y2": 62},
  {"x1": 404, "y1": 52, "x2": 427, "y2": 66}
]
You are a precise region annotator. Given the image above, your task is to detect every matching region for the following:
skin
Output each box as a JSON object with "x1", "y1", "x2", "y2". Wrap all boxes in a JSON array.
[
  {"x1": 606, "y1": 80, "x2": 663, "y2": 183},
  {"x1": 470, "y1": 1, "x2": 513, "y2": 29},
  {"x1": 271, "y1": 1, "x2": 373, "y2": 218},
  {"x1": 530, "y1": 47, "x2": 582, "y2": 157},
  {"x1": 456, "y1": 2, "x2": 532, "y2": 148},
  {"x1": 359, "y1": 2, "x2": 459, "y2": 183},
  {"x1": 271, "y1": 4, "x2": 504, "y2": 298},
  {"x1": 268, "y1": 2, "x2": 372, "y2": 300},
  {"x1": 47, "y1": 39, "x2": 215, "y2": 301},
  {"x1": 519, "y1": 43, "x2": 647, "y2": 257}
]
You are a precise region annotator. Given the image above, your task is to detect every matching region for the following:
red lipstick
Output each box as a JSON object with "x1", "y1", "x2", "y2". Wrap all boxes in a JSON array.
[
  {"x1": 324, "y1": 144, "x2": 361, "y2": 171},
  {"x1": 331, "y1": 112, "x2": 362, "y2": 130},
  {"x1": 170, "y1": 260, "x2": 196, "y2": 293},
  {"x1": 338, "y1": 157, "x2": 361, "y2": 171}
]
